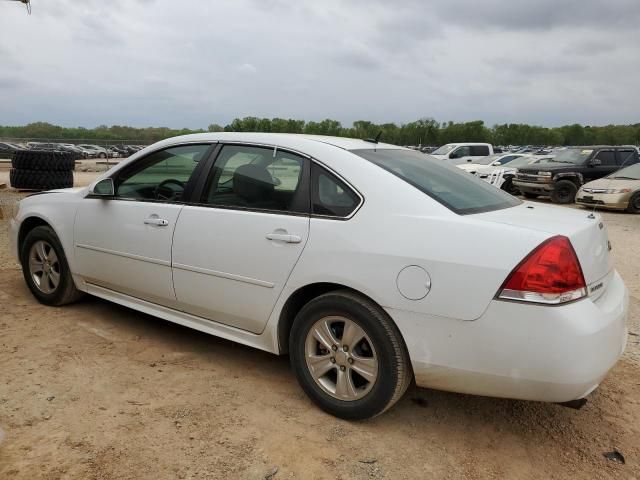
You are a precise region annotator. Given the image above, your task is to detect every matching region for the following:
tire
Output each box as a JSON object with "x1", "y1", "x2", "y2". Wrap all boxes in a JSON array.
[
  {"x1": 20, "y1": 226, "x2": 83, "y2": 306},
  {"x1": 627, "y1": 192, "x2": 640, "y2": 214},
  {"x1": 551, "y1": 179, "x2": 578, "y2": 204},
  {"x1": 290, "y1": 290, "x2": 412, "y2": 420},
  {"x1": 10, "y1": 169, "x2": 73, "y2": 190},
  {"x1": 522, "y1": 192, "x2": 538, "y2": 199},
  {"x1": 11, "y1": 150, "x2": 75, "y2": 171},
  {"x1": 98, "y1": 152, "x2": 107, "y2": 159},
  {"x1": 501, "y1": 177, "x2": 519, "y2": 195}
]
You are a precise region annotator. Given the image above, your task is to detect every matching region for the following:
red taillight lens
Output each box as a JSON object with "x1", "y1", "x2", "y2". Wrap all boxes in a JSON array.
[{"x1": 498, "y1": 235, "x2": 587, "y2": 305}]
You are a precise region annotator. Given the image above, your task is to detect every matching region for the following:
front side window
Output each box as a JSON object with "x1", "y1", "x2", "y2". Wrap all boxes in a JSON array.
[
  {"x1": 450, "y1": 146, "x2": 471, "y2": 159},
  {"x1": 352, "y1": 148, "x2": 521, "y2": 215},
  {"x1": 115, "y1": 144, "x2": 209, "y2": 201},
  {"x1": 203, "y1": 145, "x2": 307, "y2": 213},
  {"x1": 312, "y1": 164, "x2": 360, "y2": 217}
]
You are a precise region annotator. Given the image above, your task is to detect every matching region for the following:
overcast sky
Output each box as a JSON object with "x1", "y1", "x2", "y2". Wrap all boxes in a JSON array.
[{"x1": 1, "y1": 0, "x2": 639, "y2": 128}]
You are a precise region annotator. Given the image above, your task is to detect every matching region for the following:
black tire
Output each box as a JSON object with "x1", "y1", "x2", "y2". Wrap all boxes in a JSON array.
[
  {"x1": 10, "y1": 169, "x2": 74, "y2": 190},
  {"x1": 98, "y1": 152, "x2": 107, "y2": 159},
  {"x1": 290, "y1": 290, "x2": 412, "y2": 420},
  {"x1": 522, "y1": 192, "x2": 538, "y2": 199},
  {"x1": 551, "y1": 179, "x2": 578, "y2": 204},
  {"x1": 11, "y1": 150, "x2": 75, "y2": 171},
  {"x1": 501, "y1": 177, "x2": 519, "y2": 195},
  {"x1": 627, "y1": 192, "x2": 640, "y2": 214},
  {"x1": 20, "y1": 226, "x2": 83, "y2": 306}
]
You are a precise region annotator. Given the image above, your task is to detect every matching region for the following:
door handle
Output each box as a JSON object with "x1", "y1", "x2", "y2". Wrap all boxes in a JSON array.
[
  {"x1": 144, "y1": 217, "x2": 169, "y2": 227},
  {"x1": 265, "y1": 233, "x2": 302, "y2": 243}
]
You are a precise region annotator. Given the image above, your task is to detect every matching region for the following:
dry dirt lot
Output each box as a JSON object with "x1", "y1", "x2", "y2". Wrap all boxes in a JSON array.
[{"x1": 0, "y1": 171, "x2": 639, "y2": 480}]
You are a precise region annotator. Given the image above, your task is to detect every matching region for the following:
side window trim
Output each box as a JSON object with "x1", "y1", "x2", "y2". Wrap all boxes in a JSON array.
[
  {"x1": 195, "y1": 142, "x2": 312, "y2": 216},
  {"x1": 310, "y1": 162, "x2": 364, "y2": 220},
  {"x1": 86, "y1": 142, "x2": 218, "y2": 204}
]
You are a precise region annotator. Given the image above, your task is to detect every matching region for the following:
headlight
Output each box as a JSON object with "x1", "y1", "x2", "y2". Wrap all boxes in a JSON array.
[{"x1": 603, "y1": 188, "x2": 632, "y2": 194}]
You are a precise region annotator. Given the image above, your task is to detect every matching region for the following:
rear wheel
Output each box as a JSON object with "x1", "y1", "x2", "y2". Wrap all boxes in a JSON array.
[
  {"x1": 290, "y1": 290, "x2": 411, "y2": 419},
  {"x1": 20, "y1": 226, "x2": 83, "y2": 306},
  {"x1": 627, "y1": 192, "x2": 640, "y2": 214},
  {"x1": 551, "y1": 180, "x2": 578, "y2": 204}
]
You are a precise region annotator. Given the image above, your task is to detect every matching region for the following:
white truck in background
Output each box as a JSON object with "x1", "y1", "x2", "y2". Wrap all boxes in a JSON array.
[{"x1": 429, "y1": 143, "x2": 495, "y2": 165}]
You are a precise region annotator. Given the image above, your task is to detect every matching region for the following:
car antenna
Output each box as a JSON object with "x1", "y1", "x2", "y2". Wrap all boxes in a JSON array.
[
  {"x1": 4, "y1": 0, "x2": 31, "y2": 14},
  {"x1": 363, "y1": 131, "x2": 383, "y2": 151}
]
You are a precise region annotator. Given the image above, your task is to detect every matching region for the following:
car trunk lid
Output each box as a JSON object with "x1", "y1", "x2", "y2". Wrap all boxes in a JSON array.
[{"x1": 471, "y1": 202, "x2": 613, "y2": 290}]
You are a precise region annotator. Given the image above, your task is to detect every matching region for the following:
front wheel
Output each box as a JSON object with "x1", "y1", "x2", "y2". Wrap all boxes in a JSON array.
[
  {"x1": 627, "y1": 192, "x2": 640, "y2": 214},
  {"x1": 20, "y1": 226, "x2": 83, "y2": 306},
  {"x1": 551, "y1": 180, "x2": 578, "y2": 204},
  {"x1": 290, "y1": 290, "x2": 412, "y2": 419}
]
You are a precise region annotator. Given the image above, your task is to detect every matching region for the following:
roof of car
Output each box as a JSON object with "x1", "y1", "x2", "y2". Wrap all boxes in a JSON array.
[{"x1": 156, "y1": 132, "x2": 404, "y2": 152}]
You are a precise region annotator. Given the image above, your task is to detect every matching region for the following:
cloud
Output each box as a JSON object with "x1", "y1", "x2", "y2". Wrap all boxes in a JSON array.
[{"x1": 0, "y1": 0, "x2": 638, "y2": 129}]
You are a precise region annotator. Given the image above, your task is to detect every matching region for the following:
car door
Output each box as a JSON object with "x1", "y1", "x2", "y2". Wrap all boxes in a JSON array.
[
  {"x1": 171, "y1": 144, "x2": 310, "y2": 334},
  {"x1": 74, "y1": 143, "x2": 214, "y2": 306},
  {"x1": 617, "y1": 148, "x2": 638, "y2": 169}
]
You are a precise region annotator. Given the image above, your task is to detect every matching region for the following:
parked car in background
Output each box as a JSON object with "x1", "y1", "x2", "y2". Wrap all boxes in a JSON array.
[
  {"x1": 10, "y1": 132, "x2": 628, "y2": 419},
  {"x1": 513, "y1": 146, "x2": 640, "y2": 203},
  {"x1": 430, "y1": 143, "x2": 495, "y2": 165},
  {"x1": 78, "y1": 144, "x2": 109, "y2": 159},
  {"x1": 576, "y1": 163, "x2": 640, "y2": 213},
  {"x1": 456, "y1": 153, "x2": 527, "y2": 175},
  {"x1": 473, "y1": 155, "x2": 553, "y2": 195},
  {"x1": 0, "y1": 142, "x2": 26, "y2": 158}
]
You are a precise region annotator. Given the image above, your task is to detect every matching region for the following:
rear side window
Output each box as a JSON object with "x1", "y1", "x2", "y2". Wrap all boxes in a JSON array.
[
  {"x1": 617, "y1": 149, "x2": 638, "y2": 167},
  {"x1": 312, "y1": 164, "x2": 360, "y2": 218},
  {"x1": 470, "y1": 145, "x2": 490, "y2": 156},
  {"x1": 594, "y1": 150, "x2": 616, "y2": 166},
  {"x1": 202, "y1": 145, "x2": 308, "y2": 213},
  {"x1": 352, "y1": 149, "x2": 521, "y2": 215}
]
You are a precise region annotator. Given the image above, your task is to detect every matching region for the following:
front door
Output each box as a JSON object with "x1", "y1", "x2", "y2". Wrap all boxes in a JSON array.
[
  {"x1": 171, "y1": 144, "x2": 310, "y2": 334},
  {"x1": 74, "y1": 144, "x2": 212, "y2": 306}
]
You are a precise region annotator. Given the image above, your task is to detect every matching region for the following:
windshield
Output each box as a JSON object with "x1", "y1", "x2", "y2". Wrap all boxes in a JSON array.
[
  {"x1": 548, "y1": 148, "x2": 592, "y2": 165},
  {"x1": 431, "y1": 144, "x2": 456, "y2": 156},
  {"x1": 351, "y1": 149, "x2": 521, "y2": 215},
  {"x1": 609, "y1": 163, "x2": 640, "y2": 180},
  {"x1": 505, "y1": 156, "x2": 539, "y2": 167}
]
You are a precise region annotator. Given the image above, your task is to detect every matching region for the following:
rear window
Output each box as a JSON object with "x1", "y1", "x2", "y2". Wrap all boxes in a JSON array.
[{"x1": 352, "y1": 149, "x2": 521, "y2": 215}]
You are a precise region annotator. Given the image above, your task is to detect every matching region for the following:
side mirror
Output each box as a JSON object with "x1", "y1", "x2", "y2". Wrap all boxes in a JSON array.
[
  {"x1": 590, "y1": 158, "x2": 602, "y2": 167},
  {"x1": 90, "y1": 178, "x2": 115, "y2": 196}
]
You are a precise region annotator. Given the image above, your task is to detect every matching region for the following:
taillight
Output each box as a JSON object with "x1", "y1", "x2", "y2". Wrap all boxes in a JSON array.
[{"x1": 497, "y1": 235, "x2": 587, "y2": 305}]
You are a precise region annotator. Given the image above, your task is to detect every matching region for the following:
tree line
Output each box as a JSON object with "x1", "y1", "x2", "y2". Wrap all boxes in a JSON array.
[{"x1": 1, "y1": 119, "x2": 638, "y2": 146}]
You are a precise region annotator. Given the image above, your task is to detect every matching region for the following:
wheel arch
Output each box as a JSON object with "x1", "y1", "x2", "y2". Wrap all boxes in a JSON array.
[
  {"x1": 553, "y1": 172, "x2": 583, "y2": 186},
  {"x1": 277, "y1": 282, "x2": 393, "y2": 354}
]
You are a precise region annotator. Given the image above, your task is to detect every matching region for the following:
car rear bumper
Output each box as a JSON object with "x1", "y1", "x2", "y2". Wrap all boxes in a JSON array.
[
  {"x1": 576, "y1": 192, "x2": 629, "y2": 210},
  {"x1": 513, "y1": 180, "x2": 552, "y2": 195},
  {"x1": 388, "y1": 269, "x2": 628, "y2": 402}
]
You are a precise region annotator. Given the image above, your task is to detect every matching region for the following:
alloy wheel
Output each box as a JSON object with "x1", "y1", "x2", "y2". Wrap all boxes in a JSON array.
[
  {"x1": 28, "y1": 240, "x2": 60, "y2": 294},
  {"x1": 304, "y1": 316, "x2": 378, "y2": 401}
]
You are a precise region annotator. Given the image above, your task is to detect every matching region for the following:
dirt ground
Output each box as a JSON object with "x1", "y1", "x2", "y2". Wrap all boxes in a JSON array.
[{"x1": 0, "y1": 170, "x2": 639, "y2": 480}]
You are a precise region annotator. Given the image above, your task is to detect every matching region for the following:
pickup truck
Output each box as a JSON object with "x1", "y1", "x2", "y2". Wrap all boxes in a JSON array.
[
  {"x1": 513, "y1": 146, "x2": 640, "y2": 203},
  {"x1": 429, "y1": 143, "x2": 495, "y2": 165}
]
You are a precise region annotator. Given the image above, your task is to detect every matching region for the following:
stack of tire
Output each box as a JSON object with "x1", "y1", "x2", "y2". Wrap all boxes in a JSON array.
[{"x1": 10, "y1": 150, "x2": 75, "y2": 190}]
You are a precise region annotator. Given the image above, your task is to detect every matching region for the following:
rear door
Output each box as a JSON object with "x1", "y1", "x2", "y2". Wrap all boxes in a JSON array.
[
  {"x1": 171, "y1": 144, "x2": 310, "y2": 334},
  {"x1": 617, "y1": 148, "x2": 639, "y2": 169}
]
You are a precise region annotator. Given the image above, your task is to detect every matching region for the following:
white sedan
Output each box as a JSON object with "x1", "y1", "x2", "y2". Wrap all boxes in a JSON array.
[{"x1": 10, "y1": 133, "x2": 628, "y2": 419}]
